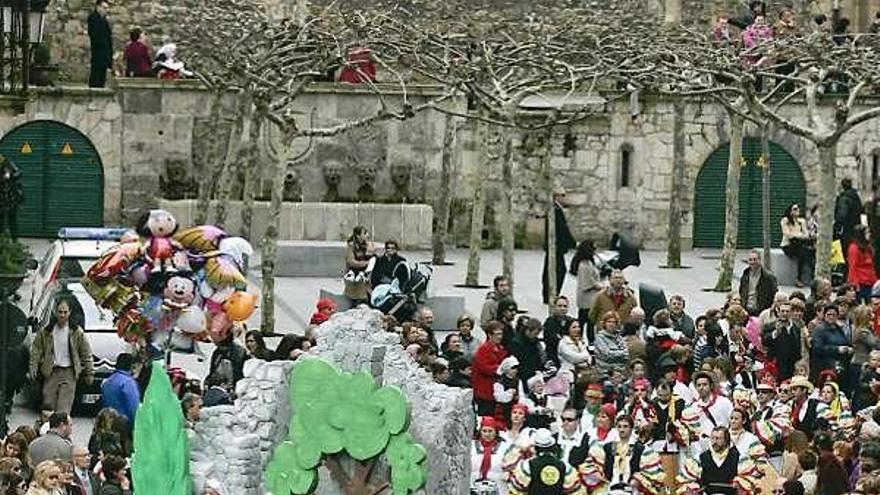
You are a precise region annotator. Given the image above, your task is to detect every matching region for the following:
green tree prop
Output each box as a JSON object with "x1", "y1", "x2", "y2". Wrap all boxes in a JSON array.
[
  {"x1": 265, "y1": 359, "x2": 427, "y2": 495},
  {"x1": 132, "y1": 361, "x2": 193, "y2": 495}
]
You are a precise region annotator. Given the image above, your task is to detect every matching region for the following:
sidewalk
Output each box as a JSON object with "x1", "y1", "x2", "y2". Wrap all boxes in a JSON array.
[{"x1": 249, "y1": 247, "x2": 780, "y2": 333}]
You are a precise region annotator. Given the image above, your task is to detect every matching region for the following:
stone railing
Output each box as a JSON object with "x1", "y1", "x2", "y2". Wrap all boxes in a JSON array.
[{"x1": 158, "y1": 199, "x2": 433, "y2": 249}]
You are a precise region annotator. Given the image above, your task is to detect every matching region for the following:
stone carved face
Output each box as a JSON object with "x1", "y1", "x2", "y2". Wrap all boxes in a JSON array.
[
  {"x1": 323, "y1": 161, "x2": 344, "y2": 186},
  {"x1": 391, "y1": 163, "x2": 411, "y2": 187},
  {"x1": 358, "y1": 165, "x2": 377, "y2": 186}
]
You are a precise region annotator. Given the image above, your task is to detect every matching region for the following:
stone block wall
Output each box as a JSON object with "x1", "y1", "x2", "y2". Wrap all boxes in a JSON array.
[
  {"x1": 159, "y1": 200, "x2": 434, "y2": 249},
  {"x1": 189, "y1": 308, "x2": 473, "y2": 495}
]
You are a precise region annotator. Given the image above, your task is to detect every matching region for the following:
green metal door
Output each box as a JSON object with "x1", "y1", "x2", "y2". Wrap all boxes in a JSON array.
[
  {"x1": 0, "y1": 121, "x2": 103, "y2": 237},
  {"x1": 693, "y1": 138, "x2": 806, "y2": 249}
]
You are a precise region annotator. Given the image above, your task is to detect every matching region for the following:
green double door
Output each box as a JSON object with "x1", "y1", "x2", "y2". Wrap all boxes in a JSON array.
[
  {"x1": 693, "y1": 138, "x2": 806, "y2": 249},
  {"x1": 0, "y1": 121, "x2": 104, "y2": 237}
]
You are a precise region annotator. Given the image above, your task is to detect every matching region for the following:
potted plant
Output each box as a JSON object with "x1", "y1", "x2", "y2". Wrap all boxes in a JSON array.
[
  {"x1": 29, "y1": 42, "x2": 59, "y2": 87},
  {"x1": 0, "y1": 235, "x2": 32, "y2": 296}
]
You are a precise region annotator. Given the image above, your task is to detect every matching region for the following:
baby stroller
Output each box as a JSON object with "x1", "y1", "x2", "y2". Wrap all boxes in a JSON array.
[
  {"x1": 596, "y1": 232, "x2": 641, "y2": 278},
  {"x1": 370, "y1": 261, "x2": 432, "y2": 323}
]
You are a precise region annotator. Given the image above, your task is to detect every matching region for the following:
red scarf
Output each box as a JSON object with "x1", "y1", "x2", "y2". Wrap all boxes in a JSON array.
[
  {"x1": 479, "y1": 439, "x2": 497, "y2": 480},
  {"x1": 698, "y1": 394, "x2": 718, "y2": 424},
  {"x1": 597, "y1": 426, "x2": 611, "y2": 441},
  {"x1": 791, "y1": 398, "x2": 804, "y2": 427}
]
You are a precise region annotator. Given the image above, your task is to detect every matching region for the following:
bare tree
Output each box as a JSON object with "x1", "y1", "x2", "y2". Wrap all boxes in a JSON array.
[{"x1": 179, "y1": 0, "x2": 456, "y2": 332}]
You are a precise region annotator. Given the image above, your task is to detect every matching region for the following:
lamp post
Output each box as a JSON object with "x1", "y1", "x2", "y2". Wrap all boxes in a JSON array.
[
  {"x1": 0, "y1": 156, "x2": 22, "y2": 238},
  {"x1": 0, "y1": 153, "x2": 27, "y2": 438},
  {"x1": 0, "y1": 0, "x2": 48, "y2": 93}
]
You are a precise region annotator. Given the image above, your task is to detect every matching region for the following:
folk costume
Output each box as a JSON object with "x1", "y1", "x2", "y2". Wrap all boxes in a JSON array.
[
  {"x1": 578, "y1": 433, "x2": 664, "y2": 495},
  {"x1": 508, "y1": 429, "x2": 585, "y2": 495}
]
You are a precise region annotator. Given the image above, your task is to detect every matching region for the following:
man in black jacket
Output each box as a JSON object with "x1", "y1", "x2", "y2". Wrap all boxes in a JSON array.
[
  {"x1": 762, "y1": 301, "x2": 801, "y2": 381},
  {"x1": 543, "y1": 187, "x2": 576, "y2": 303},
  {"x1": 87, "y1": 0, "x2": 113, "y2": 88},
  {"x1": 739, "y1": 249, "x2": 778, "y2": 316}
]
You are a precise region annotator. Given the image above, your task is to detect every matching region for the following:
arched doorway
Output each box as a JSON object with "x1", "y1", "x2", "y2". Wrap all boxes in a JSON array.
[
  {"x1": 693, "y1": 138, "x2": 806, "y2": 249},
  {"x1": 0, "y1": 121, "x2": 104, "y2": 237}
]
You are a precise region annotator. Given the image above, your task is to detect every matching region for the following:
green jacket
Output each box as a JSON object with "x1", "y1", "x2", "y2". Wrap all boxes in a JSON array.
[{"x1": 29, "y1": 323, "x2": 94, "y2": 384}]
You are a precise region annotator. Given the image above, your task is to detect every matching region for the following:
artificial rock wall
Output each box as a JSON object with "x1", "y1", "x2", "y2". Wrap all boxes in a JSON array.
[{"x1": 189, "y1": 308, "x2": 473, "y2": 495}]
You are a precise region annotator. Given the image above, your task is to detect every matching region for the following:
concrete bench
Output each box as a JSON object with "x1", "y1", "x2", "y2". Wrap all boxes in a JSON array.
[
  {"x1": 318, "y1": 290, "x2": 465, "y2": 331},
  {"x1": 278, "y1": 241, "x2": 346, "y2": 277}
]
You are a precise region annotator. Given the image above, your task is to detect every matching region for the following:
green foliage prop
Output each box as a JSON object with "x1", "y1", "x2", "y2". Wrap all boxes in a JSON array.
[
  {"x1": 265, "y1": 359, "x2": 428, "y2": 495},
  {"x1": 0, "y1": 235, "x2": 30, "y2": 274},
  {"x1": 132, "y1": 361, "x2": 193, "y2": 495}
]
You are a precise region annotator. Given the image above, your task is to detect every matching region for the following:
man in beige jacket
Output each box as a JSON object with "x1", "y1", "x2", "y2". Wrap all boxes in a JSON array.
[{"x1": 29, "y1": 299, "x2": 94, "y2": 414}]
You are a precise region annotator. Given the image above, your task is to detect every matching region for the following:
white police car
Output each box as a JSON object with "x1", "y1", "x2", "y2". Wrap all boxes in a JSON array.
[{"x1": 28, "y1": 228, "x2": 129, "y2": 314}]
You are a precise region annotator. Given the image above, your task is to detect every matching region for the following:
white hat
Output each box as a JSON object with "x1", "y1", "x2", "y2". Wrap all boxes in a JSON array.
[
  {"x1": 498, "y1": 356, "x2": 520, "y2": 376},
  {"x1": 533, "y1": 428, "x2": 555, "y2": 449},
  {"x1": 526, "y1": 374, "x2": 545, "y2": 390}
]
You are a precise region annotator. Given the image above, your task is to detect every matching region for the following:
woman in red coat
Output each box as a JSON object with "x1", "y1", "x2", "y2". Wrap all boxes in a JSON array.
[
  {"x1": 471, "y1": 321, "x2": 508, "y2": 417},
  {"x1": 847, "y1": 224, "x2": 877, "y2": 304}
]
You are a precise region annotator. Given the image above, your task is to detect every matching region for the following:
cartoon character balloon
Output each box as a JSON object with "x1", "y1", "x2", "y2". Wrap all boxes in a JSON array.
[{"x1": 137, "y1": 209, "x2": 181, "y2": 273}]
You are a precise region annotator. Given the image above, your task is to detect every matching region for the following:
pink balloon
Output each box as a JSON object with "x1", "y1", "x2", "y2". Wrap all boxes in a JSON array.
[{"x1": 209, "y1": 311, "x2": 232, "y2": 342}]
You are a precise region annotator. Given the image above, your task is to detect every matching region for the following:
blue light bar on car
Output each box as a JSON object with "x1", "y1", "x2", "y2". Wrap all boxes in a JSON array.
[{"x1": 57, "y1": 227, "x2": 129, "y2": 241}]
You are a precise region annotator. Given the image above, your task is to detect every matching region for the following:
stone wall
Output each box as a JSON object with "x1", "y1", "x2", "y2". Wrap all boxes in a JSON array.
[
  {"x1": 159, "y1": 200, "x2": 434, "y2": 249},
  {"x1": 10, "y1": 81, "x2": 880, "y2": 249},
  {"x1": 189, "y1": 308, "x2": 473, "y2": 495}
]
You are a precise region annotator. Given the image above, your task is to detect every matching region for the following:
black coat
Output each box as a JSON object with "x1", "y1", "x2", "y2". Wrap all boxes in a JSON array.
[
  {"x1": 370, "y1": 253, "x2": 406, "y2": 288},
  {"x1": 508, "y1": 333, "x2": 546, "y2": 389},
  {"x1": 738, "y1": 267, "x2": 778, "y2": 316},
  {"x1": 762, "y1": 321, "x2": 802, "y2": 381},
  {"x1": 210, "y1": 339, "x2": 248, "y2": 385},
  {"x1": 546, "y1": 202, "x2": 576, "y2": 255},
  {"x1": 834, "y1": 187, "x2": 863, "y2": 241},
  {"x1": 87, "y1": 10, "x2": 112, "y2": 68},
  {"x1": 542, "y1": 316, "x2": 566, "y2": 366}
]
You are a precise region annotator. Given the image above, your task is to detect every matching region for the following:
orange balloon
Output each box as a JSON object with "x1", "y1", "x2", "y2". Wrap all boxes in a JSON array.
[{"x1": 223, "y1": 291, "x2": 257, "y2": 322}]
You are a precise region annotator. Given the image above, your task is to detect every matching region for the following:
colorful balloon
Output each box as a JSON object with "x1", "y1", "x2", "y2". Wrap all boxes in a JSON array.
[
  {"x1": 223, "y1": 291, "x2": 257, "y2": 322},
  {"x1": 209, "y1": 311, "x2": 233, "y2": 342},
  {"x1": 175, "y1": 305, "x2": 207, "y2": 335}
]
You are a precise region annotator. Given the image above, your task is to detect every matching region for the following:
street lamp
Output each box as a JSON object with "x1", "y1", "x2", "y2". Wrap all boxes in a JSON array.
[
  {"x1": 0, "y1": 153, "x2": 28, "y2": 438},
  {"x1": 0, "y1": 0, "x2": 49, "y2": 93}
]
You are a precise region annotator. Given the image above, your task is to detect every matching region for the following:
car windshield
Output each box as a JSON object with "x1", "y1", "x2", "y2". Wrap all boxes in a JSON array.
[
  {"x1": 50, "y1": 285, "x2": 115, "y2": 332},
  {"x1": 57, "y1": 257, "x2": 97, "y2": 280}
]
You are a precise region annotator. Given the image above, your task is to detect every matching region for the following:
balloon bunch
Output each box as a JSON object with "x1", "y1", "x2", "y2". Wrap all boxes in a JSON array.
[{"x1": 82, "y1": 209, "x2": 258, "y2": 355}]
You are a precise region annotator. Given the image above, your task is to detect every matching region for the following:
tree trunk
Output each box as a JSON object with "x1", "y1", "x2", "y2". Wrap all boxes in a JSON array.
[
  {"x1": 500, "y1": 131, "x2": 516, "y2": 291},
  {"x1": 815, "y1": 140, "x2": 839, "y2": 279},
  {"x1": 213, "y1": 94, "x2": 252, "y2": 228},
  {"x1": 260, "y1": 129, "x2": 293, "y2": 335},
  {"x1": 761, "y1": 124, "x2": 772, "y2": 270},
  {"x1": 432, "y1": 114, "x2": 456, "y2": 265},
  {"x1": 241, "y1": 115, "x2": 265, "y2": 239},
  {"x1": 664, "y1": 0, "x2": 682, "y2": 25},
  {"x1": 543, "y1": 130, "x2": 557, "y2": 305},
  {"x1": 464, "y1": 121, "x2": 491, "y2": 286},
  {"x1": 195, "y1": 92, "x2": 225, "y2": 225},
  {"x1": 713, "y1": 111, "x2": 744, "y2": 292},
  {"x1": 666, "y1": 99, "x2": 686, "y2": 268}
]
